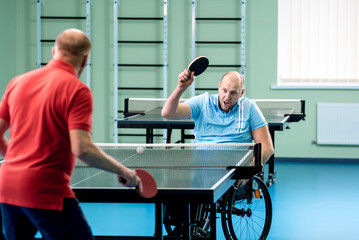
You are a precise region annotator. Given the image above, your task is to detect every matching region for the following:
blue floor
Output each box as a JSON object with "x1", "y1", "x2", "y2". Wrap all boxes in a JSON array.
[
  {"x1": 267, "y1": 161, "x2": 359, "y2": 240},
  {"x1": 77, "y1": 161, "x2": 359, "y2": 239}
]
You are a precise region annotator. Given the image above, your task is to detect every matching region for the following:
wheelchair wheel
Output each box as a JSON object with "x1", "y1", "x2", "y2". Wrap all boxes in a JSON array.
[
  {"x1": 163, "y1": 203, "x2": 184, "y2": 237},
  {"x1": 163, "y1": 203, "x2": 211, "y2": 238},
  {"x1": 221, "y1": 176, "x2": 272, "y2": 240}
]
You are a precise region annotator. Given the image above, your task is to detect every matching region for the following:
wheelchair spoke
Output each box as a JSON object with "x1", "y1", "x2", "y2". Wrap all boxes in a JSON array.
[{"x1": 222, "y1": 176, "x2": 272, "y2": 240}]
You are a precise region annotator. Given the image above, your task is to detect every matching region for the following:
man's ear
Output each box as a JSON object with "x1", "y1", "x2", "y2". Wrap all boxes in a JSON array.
[
  {"x1": 51, "y1": 47, "x2": 55, "y2": 57},
  {"x1": 81, "y1": 55, "x2": 89, "y2": 68},
  {"x1": 240, "y1": 88, "x2": 245, "y2": 97}
]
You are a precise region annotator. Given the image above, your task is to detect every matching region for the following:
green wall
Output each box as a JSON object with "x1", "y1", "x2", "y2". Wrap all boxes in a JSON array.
[
  {"x1": 0, "y1": 0, "x2": 15, "y2": 93},
  {"x1": 1, "y1": 0, "x2": 358, "y2": 160}
]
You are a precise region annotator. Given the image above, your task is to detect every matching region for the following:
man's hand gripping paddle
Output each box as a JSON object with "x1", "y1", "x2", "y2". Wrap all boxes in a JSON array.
[{"x1": 119, "y1": 169, "x2": 158, "y2": 198}]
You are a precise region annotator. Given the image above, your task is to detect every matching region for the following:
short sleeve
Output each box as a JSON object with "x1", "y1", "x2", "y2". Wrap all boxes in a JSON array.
[
  {"x1": 185, "y1": 93, "x2": 208, "y2": 120},
  {"x1": 68, "y1": 87, "x2": 93, "y2": 132},
  {"x1": 249, "y1": 101, "x2": 267, "y2": 131},
  {"x1": 0, "y1": 82, "x2": 13, "y2": 122}
]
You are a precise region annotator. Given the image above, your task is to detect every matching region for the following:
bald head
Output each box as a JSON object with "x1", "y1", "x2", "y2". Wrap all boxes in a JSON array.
[
  {"x1": 220, "y1": 71, "x2": 244, "y2": 90},
  {"x1": 217, "y1": 71, "x2": 245, "y2": 113},
  {"x1": 52, "y1": 29, "x2": 91, "y2": 77},
  {"x1": 54, "y1": 28, "x2": 91, "y2": 58}
]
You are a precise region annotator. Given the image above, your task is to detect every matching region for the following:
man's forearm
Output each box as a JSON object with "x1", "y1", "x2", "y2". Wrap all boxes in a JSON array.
[
  {"x1": 161, "y1": 85, "x2": 186, "y2": 119},
  {"x1": 70, "y1": 129, "x2": 138, "y2": 187},
  {"x1": 78, "y1": 143, "x2": 128, "y2": 175},
  {"x1": 0, "y1": 119, "x2": 9, "y2": 157},
  {"x1": 261, "y1": 144, "x2": 274, "y2": 164}
]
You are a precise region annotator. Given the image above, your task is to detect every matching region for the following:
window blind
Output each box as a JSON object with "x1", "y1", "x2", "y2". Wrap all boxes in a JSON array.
[{"x1": 277, "y1": 0, "x2": 359, "y2": 86}]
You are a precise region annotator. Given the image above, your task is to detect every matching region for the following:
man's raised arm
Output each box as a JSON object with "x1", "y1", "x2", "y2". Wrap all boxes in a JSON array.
[{"x1": 161, "y1": 69, "x2": 194, "y2": 119}]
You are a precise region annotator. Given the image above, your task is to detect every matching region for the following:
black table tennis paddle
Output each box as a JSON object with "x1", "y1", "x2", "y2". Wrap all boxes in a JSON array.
[
  {"x1": 119, "y1": 169, "x2": 158, "y2": 198},
  {"x1": 188, "y1": 56, "x2": 209, "y2": 76}
]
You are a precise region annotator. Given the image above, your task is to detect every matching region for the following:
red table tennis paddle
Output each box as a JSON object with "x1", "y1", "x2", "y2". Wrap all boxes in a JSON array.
[
  {"x1": 119, "y1": 169, "x2": 158, "y2": 198},
  {"x1": 188, "y1": 56, "x2": 209, "y2": 76},
  {"x1": 135, "y1": 169, "x2": 158, "y2": 198}
]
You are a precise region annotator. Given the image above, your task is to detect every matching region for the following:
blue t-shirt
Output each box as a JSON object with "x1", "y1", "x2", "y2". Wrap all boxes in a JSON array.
[{"x1": 185, "y1": 93, "x2": 267, "y2": 143}]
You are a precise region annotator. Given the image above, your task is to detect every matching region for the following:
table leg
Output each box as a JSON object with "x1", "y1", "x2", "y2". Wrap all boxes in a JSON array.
[
  {"x1": 210, "y1": 202, "x2": 217, "y2": 240},
  {"x1": 155, "y1": 203, "x2": 163, "y2": 240},
  {"x1": 146, "y1": 128, "x2": 153, "y2": 143},
  {"x1": 166, "y1": 129, "x2": 172, "y2": 144},
  {"x1": 181, "y1": 129, "x2": 185, "y2": 143},
  {"x1": 267, "y1": 130, "x2": 276, "y2": 187}
]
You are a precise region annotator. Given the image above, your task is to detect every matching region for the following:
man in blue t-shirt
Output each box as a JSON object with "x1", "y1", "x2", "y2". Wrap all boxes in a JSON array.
[
  {"x1": 162, "y1": 69, "x2": 274, "y2": 164},
  {"x1": 162, "y1": 69, "x2": 274, "y2": 237}
]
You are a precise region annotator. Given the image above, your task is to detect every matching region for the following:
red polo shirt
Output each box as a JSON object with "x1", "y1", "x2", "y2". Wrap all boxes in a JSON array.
[{"x1": 0, "y1": 59, "x2": 93, "y2": 210}]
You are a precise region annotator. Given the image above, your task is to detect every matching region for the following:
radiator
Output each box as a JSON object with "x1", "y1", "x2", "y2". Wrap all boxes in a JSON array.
[{"x1": 317, "y1": 103, "x2": 359, "y2": 145}]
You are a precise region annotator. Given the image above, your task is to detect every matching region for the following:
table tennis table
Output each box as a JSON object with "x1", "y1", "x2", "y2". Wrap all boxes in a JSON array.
[
  {"x1": 72, "y1": 143, "x2": 265, "y2": 240},
  {"x1": 117, "y1": 98, "x2": 306, "y2": 186}
]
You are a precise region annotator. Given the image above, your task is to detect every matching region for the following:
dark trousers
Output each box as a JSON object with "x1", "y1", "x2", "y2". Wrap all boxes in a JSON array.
[{"x1": 1, "y1": 198, "x2": 94, "y2": 240}]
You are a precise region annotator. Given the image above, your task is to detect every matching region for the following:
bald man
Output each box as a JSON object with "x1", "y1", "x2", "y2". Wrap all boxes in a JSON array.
[
  {"x1": 162, "y1": 69, "x2": 274, "y2": 163},
  {"x1": 162, "y1": 69, "x2": 274, "y2": 235},
  {"x1": 0, "y1": 29, "x2": 140, "y2": 240}
]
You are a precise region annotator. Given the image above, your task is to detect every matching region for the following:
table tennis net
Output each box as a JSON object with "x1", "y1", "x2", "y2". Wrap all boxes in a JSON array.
[
  {"x1": 254, "y1": 99, "x2": 303, "y2": 115},
  {"x1": 76, "y1": 143, "x2": 256, "y2": 169}
]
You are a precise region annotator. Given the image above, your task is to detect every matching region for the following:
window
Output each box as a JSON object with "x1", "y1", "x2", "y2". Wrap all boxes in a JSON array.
[{"x1": 277, "y1": 0, "x2": 359, "y2": 87}]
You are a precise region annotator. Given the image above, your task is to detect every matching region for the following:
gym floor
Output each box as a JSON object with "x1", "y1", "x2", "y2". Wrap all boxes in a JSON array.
[{"x1": 65, "y1": 160, "x2": 359, "y2": 240}]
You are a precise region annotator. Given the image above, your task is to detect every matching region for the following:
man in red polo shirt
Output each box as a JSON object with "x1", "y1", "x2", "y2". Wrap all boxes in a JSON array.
[{"x1": 0, "y1": 29, "x2": 140, "y2": 239}]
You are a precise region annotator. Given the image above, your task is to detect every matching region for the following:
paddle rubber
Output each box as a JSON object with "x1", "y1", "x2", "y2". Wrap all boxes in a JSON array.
[
  {"x1": 118, "y1": 169, "x2": 158, "y2": 198},
  {"x1": 188, "y1": 56, "x2": 209, "y2": 76},
  {"x1": 135, "y1": 169, "x2": 158, "y2": 198}
]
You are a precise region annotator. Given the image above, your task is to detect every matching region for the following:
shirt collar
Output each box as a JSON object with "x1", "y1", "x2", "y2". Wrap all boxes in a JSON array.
[{"x1": 46, "y1": 59, "x2": 77, "y2": 77}]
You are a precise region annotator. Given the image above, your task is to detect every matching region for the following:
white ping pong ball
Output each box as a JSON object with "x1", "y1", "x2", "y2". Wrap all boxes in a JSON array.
[{"x1": 136, "y1": 146, "x2": 144, "y2": 154}]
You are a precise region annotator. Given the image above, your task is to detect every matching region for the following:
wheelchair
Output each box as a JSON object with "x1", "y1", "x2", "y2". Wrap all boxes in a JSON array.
[{"x1": 163, "y1": 175, "x2": 272, "y2": 240}]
